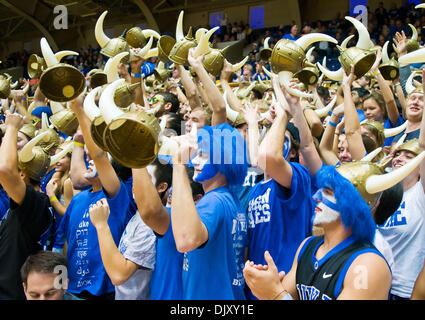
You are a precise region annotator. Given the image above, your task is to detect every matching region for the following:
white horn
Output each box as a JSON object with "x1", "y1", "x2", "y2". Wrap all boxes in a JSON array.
[
  {"x1": 393, "y1": 133, "x2": 407, "y2": 150},
  {"x1": 141, "y1": 29, "x2": 160, "y2": 40},
  {"x1": 384, "y1": 121, "x2": 408, "y2": 137},
  {"x1": 345, "y1": 16, "x2": 372, "y2": 50},
  {"x1": 55, "y1": 50, "x2": 79, "y2": 62},
  {"x1": 19, "y1": 130, "x2": 50, "y2": 162},
  {"x1": 279, "y1": 71, "x2": 313, "y2": 98},
  {"x1": 415, "y1": 3, "x2": 425, "y2": 9},
  {"x1": 399, "y1": 47, "x2": 425, "y2": 65},
  {"x1": 317, "y1": 62, "x2": 343, "y2": 81},
  {"x1": 341, "y1": 35, "x2": 355, "y2": 50},
  {"x1": 104, "y1": 51, "x2": 129, "y2": 83},
  {"x1": 361, "y1": 147, "x2": 382, "y2": 162},
  {"x1": 193, "y1": 26, "x2": 219, "y2": 58},
  {"x1": 95, "y1": 11, "x2": 110, "y2": 48},
  {"x1": 99, "y1": 79, "x2": 126, "y2": 124},
  {"x1": 195, "y1": 28, "x2": 208, "y2": 43},
  {"x1": 49, "y1": 101, "x2": 65, "y2": 114},
  {"x1": 382, "y1": 41, "x2": 390, "y2": 63},
  {"x1": 405, "y1": 71, "x2": 422, "y2": 95},
  {"x1": 50, "y1": 143, "x2": 74, "y2": 166},
  {"x1": 224, "y1": 91, "x2": 239, "y2": 122},
  {"x1": 10, "y1": 81, "x2": 18, "y2": 89},
  {"x1": 139, "y1": 36, "x2": 154, "y2": 59},
  {"x1": 40, "y1": 37, "x2": 58, "y2": 68},
  {"x1": 83, "y1": 86, "x2": 102, "y2": 121},
  {"x1": 295, "y1": 33, "x2": 337, "y2": 51},
  {"x1": 176, "y1": 11, "x2": 185, "y2": 41},
  {"x1": 409, "y1": 23, "x2": 418, "y2": 41},
  {"x1": 365, "y1": 150, "x2": 425, "y2": 194},
  {"x1": 144, "y1": 47, "x2": 159, "y2": 59},
  {"x1": 306, "y1": 47, "x2": 315, "y2": 62},
  {"x1": 232, "y1": 56, "x2": 249, "y2": 72},
  {"x1": 315, "y1": 95, "x2": 337, "y2": 117},
  {"x1": 264, "y1": 37, "x2": 270, "y2": 49}
]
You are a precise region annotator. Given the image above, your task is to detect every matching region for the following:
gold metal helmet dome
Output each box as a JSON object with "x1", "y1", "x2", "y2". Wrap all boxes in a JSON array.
[
  {"x1": 0, "y1": 73, "x2": 12, "y2": 99},
  {"x1": 35, "y1": 112, "x2": 61, "y2": 153},
  {"x1": 99, "y1": 78, "x2": 161, "y2": 168},
  {"x1": 48, "y1": 101, "x2": 79, "y2": 136},
  {"x1": 396, "y1": 138, "x2": 420, "y2": 156},
  {"x1": 95, "y1": 11, "x2": 130, "y2": 62},
  {"x1": 19, "y1": 123, "x2": 37, "y2": 140},
  {"x1": 38, "y1": 38, "x2": 86, "y2": 102},
  {"x1": 378, "y1": 41, "x2": 400, "y2": 81},
  {"x1": 18, "y1": 131, "x2": 51, "y2": 181},
  {"x1": 168, "y1": 11, "x2": 197, "y2": 65},
  {"x1": 125, "y1": 26, "x2": 160, "y2": 49}
]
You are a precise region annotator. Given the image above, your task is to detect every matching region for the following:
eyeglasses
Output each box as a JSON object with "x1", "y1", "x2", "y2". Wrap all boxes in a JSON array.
[
  {"x1": 151, "y1": 96, "x2": 165, "y2": 104},
  {"x1": 31, "y1": 118, "x2": 40, "y2": 124}
]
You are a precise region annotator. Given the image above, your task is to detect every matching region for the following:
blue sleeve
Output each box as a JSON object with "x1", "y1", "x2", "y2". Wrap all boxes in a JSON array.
[
  {"x1": 53, "y1": 205, "x2": 70, "y2": 249},
  {"x1": 196, "y1": 194, "x2": 224, "y2": 245},
  {"x1": 271, "y1": 162, "x2": 312, "y2": 211},
  {"x1": 104, "y1": 181, "x2": 131, "y2": 221}
]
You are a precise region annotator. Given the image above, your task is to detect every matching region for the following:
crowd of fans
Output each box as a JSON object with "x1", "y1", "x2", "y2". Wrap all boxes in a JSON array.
[{"x1": 1, "y1": 1, "x2": 425, "y2": 303}]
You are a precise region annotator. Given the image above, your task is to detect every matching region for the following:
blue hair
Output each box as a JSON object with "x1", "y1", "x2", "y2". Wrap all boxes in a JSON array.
[
  {"x1": 315, "y1": 165, "x2": 376, "y2": 243},
  {"x1": 197, "y1": 123, "x2": 248, "y2": 185}
]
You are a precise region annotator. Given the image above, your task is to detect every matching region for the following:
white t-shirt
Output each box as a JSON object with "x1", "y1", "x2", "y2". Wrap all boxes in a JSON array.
[
  {"x1": 377, "y1": 181, "x2": 425, "y2": 298},
  {"x1": 373, "y1": 229, "x2": 394, "y2": 272},
  {"x1": 115, "y1": 212, "x2": 156, "y2": 300}
]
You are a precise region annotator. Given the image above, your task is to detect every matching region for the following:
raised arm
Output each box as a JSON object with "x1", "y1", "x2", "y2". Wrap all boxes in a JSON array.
[
  {"x1": 132, "y1": 168, "x2": 170, "y2": 235},
  {"x1": 419, "y1": 69, "x2": 425, "y2": 192},
  {"x1": 220, "y1": 60, "x2": 244, "y2": 112},
  {"x1": 258, "y1": 75, "x2": 293, "y2": 189},
  {"x1": 175, "y1": 64, "x2": 202, "y2": 109},
  {"x1": 170, "y1": 135, "x2": 208, "y2": 253},
  {"x1": 0, "y1": 111, "x2": 27, "y2": 205},
  {"x1": 370, "y1": 50, "x2": 400, "y2": 126},
  {"x1": 89, "y1": 198, "x2": 138, "y2": 286},
  {"x1": 187, "y1": 48, "x2": 226, "y2": 125},
  {"x1": 241, "y1": 102, "x2": 261, "y2": 167},
  {"x1": 69, "y1": 129, "x2": 91, "y2": 190},
  {"x1": 318, "y1": 103, "x2": 343, "y2": 165},
  {"x1": 69, "y1": 94, "x2": 121, "y2": 198},
  {"x1": 341, "y1": 66, "x2": 367, "y2": 160}
]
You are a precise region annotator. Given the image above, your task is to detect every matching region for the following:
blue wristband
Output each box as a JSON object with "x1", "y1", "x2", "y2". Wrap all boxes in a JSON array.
[
  {"x1": 131, "y1": 73, "x2": 142, "y2": 78},
  {"x1": 328, "y1": 121, "x2": 338, "y2": 127}
]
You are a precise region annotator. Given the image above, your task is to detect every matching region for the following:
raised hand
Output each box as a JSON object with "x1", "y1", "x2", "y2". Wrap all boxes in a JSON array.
[{"x1": 89, "y1": 198, "x2": 110, "y2": 229}]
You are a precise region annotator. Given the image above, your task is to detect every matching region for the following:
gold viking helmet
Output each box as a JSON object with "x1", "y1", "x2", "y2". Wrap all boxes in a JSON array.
[
  {"x1": 0, "y1": 73, "x2": 12, "y2": 99},
  {"x1": 396, "y1": 138, "x2": 420, "y2": 156},
  {"x1": 83, "y1": 86, "x2": 109, "y2": 151},
  {"x1": 35, "y1": 112, "x2": 61, "y2": 153},
  {"x1": 99, "y1": 78, "x2": 161, "y2": 168},
  {"x1": 95, "y1": 11, "x2": 130, "y2": 62},
  {"x1": 293, "y1": 46, "x2": 320, "y2": 86},
  {"x1": 88, "y1": 69, "x2": 108, "y2": 89},
  {"x1": 28, "y1": 50, "x2": 77, "y2": 79},
  {"x1": 18, "y1": 130, "x2": 51, "y2": 181},
  {"x1": 38, "y1": 38, "x2": 86, "y2": 102},
  {"x1": 48, "y1": 100, "x2": 79, "y2": 136},
  {"x1": 269, "y1": 32, "x2": 337, "y2": 98},
  {"x1": 125, "y1": 26, "x2": 160, "y2": 49},
  {"x1": 168, "y1": 11, "x2": 197, "y2": 66},
  {"x1": 192, "y1": 26, "x2": 249, "y2": 77},
  {"x1": 407, "y1": 24, "x2": 420, "y2": 53},
  {"x1": 317, "y1": 17, "x2": 376, "y2": 81},
  {"x1": 336, "y1": 147, "x2": 425, "y2": 207},
  {"x1": 378, "y1": 41, "x2": 400, "y2": 81},
  {"x1": 19, "y1": 123, "x2": 37, "y2": 140},
  {"x1": 157, "y1": 35, "x2": 176, "y2": 63},
  {"x1": 153, "y1": 61, "x2": 171, "y2": 82},
  {"x1": 259, "y1": 37, "x2": 272, "y2": 62}
]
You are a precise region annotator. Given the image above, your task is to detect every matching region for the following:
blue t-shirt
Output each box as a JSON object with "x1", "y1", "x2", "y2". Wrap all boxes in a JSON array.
[
  {"x1": 282, "y1": 33, "x2": 299, "y2": 41},
  {"x1": 55, "y1": 181, "x2": 131, "y2": 296},
  {"x1": 181, "y1": 186, "x2": 248, "y2": 300},
  {"x1": 229, "y1": 166, "x2": 264, "y2": 214},
  {"x1": 246, "y1": 162, "x2": 313, "y2": 299},
  {"x1": 150, "y1": 207, "x2": 184, "y2": 300},
  {"x1": 383, "y1": 114, "x2": 405, "y2": 147},
  {"x1": 0, "y1": 189, "x2": 9, "y2": 221}
]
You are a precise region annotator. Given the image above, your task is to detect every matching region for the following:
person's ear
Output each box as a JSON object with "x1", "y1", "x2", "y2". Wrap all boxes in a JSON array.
[
  {"x1": 22, "y1": 282, "x2": 27, "y2": 292},
  {"x1": 156, "y1": 182, "x2": 168, "y2": 194},
  {"x1": 193, "y1": 193, "x2": 203, "y2": 203},
  {"x1": 164, "y1": 102, "x2": 172, "y2": 112}
]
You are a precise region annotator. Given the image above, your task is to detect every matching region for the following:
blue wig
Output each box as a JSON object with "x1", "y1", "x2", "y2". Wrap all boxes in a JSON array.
[
  {"x1": 31, "y1": 106, "x2": 53, "y2": 118},
  {"x1": 314, "y1": 165, "x2": 375, "y2": 243},
  {"x1": 197, "y1": 123, "x2": 249, "y2": 185}
]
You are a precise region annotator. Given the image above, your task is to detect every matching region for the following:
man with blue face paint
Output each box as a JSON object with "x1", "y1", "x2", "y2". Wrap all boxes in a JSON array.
[
  {"x1": 244, "y1": 165, "x2": 392, "y2": 300},
  {"x1": 170, "y1": 122, "x2": 249, "y2": 299},
  {"x1": 244, "y1": 75, "x2": 313, "y2": 300}
]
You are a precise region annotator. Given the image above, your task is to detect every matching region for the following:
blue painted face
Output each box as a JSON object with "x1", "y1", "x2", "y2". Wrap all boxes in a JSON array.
[
  {"x1": 191, "y1": 151, "x2": 218, "y2": 183},
  {"x1": 283, "y1": 133, "x2": 291, "y2": 160}
]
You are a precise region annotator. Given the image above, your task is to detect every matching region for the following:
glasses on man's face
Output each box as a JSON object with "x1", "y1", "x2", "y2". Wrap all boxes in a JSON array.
[
  {"x1": 151, "y1": 96, "x2": 165, "y2": 104},
  {"x1": 31, "y1": 118, "x2": 40, "y2": 124}
]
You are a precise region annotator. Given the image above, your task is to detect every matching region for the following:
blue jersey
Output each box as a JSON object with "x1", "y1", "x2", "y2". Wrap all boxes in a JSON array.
[
  {"x1": 246, "y1": 162, "x2": 313, "y2": 299},
  {"x1": 150, "y1": 208, "x2": 184, "y2": 300},
  {"x1": 55, "y1": 181, "x2": 131, "y2": 296},
  {"x1": 384, "y1": 115, "x2": 405, "y2": 147},
  {"x1": 181, "y1": 186, "x2": 248, "y2": 300},
  {"x1": 229, "y1": 166, "x2": 263, "y2": 214}
]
